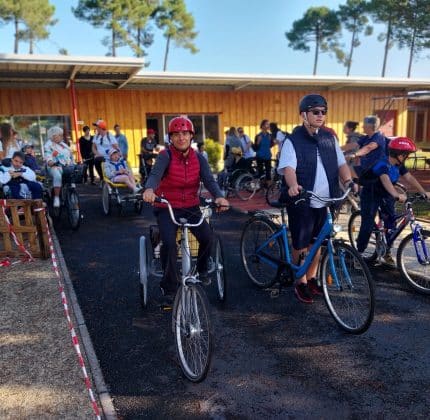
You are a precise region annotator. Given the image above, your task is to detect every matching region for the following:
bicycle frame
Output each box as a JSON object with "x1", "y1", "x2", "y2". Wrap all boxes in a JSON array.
[{"x1": 255, "y1": 189, "x2": 352, "y2": 289}]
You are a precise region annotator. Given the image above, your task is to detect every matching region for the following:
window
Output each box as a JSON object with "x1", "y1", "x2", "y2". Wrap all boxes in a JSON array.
[
  {"x1": 1, "y1": 115, "x2": 72, "y2": 157},
  {"x1": 162, "y1": 114, "x2": 219, "y2": 144}
]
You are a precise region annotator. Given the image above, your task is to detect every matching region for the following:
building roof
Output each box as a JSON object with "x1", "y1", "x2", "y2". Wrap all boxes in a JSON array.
[{"x1": 0, "y1": 53, "x2": 429, "y2": 92}]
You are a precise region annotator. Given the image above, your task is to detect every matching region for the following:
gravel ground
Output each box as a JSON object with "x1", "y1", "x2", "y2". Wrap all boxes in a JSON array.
[{"x1": 0, "y1": 259, "x2": 96, "y2": 419}]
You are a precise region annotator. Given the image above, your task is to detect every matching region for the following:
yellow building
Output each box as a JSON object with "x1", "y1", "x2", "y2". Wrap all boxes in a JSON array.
[{"x1": 1, "y1": 54, "x2": 429, "y2": 169}]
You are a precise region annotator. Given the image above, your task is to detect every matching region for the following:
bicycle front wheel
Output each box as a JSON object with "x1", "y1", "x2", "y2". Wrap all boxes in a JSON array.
[
  {"x1": 212, "y1": 235, "x2": 227, "y2": 302},
  {"x1": 240, "y1": 216, "x2": 282, "y2": 288},
  {"x1": 235, "y1": 173, "x2": 257, "y2": 201},
  {"x1": 348, "y1": 210, "x2": 378, "y2": 262},
  {"x1": 397, "y1": 230, "x2": 430, "y2": 294},
  {"x1": 173, "y1": 284, "x2": 212, "y2": 382},
  {"x1": 139, "y1": 235, "x2": 151, "y2": 308},
  {"x1": 66, "y1": 189, "x2": 81, "y2": 230},
  {"x1": 321, "y1": 241, "x2": 375, "y2": 334}
]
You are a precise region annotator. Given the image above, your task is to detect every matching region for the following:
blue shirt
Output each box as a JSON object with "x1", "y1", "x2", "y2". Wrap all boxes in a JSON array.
[
  {"x1": 115, "y1": 134, "x2": 128, "y2": 157},
  {"x1": 358, "y1": 131, "x2": 387, "y2": 169},
  {"x1": 256, "y1": 132, "x2": 272, "y2": 160}
]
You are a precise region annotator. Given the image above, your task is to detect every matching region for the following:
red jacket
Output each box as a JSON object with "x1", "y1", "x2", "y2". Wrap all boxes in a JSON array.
[{"x1": 155, "y1": 147, "x2": 201, "y2": 208}]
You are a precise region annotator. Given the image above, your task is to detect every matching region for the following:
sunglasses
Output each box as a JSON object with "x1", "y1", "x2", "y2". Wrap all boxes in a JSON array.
[{"x1": 309, "y1": 110, "x2": 327, "y2": 116}]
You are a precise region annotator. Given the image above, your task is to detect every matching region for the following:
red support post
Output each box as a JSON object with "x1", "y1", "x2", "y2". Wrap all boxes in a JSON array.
[{"x1": 69, "y1": 79, "x2": 81, "y2": 162}]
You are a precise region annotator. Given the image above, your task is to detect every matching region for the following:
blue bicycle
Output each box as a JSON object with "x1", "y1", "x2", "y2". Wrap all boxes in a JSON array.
[{"x1": 240, "y1": 189, "x2": 375, "y2": 334}]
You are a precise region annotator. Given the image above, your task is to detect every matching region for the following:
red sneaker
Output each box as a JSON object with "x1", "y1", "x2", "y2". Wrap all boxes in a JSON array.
[
  {"x1": 308, "y1": 278, "x2": 323, "y2": 296},
  {"x1": 294, "y1": 283, "x2": 313, "y2": 304}
]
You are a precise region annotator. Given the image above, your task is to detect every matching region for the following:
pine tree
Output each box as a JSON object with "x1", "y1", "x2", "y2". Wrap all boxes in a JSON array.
[
  {"x1": 337, "y1": 0, "x2": 373, "y2": 76},
  {"x1": 286, "y1": 7, "x2": 342, "y2": 75},
  {"x1": 0, "y1": 0, "x2": 30, "y2": 53},
  {"x1": 155, "y1": 0, "x2": 198, "y2": 71}
]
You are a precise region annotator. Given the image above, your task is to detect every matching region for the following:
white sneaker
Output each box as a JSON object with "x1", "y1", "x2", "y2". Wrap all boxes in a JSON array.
[{"x1": 53, "y1": 196, "x2": 60, "y2": 208}]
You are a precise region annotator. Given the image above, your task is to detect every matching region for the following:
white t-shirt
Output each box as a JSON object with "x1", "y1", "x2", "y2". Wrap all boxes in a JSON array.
[
  {"x1": 93, "y1": 133, "x2": 118, "y2": 159},
  {"x1": 278, "y1": 138, "x2": 346, "y2": 208},
  {"x1": 0, "y1": 141, "x2": 20, "y2": 158},
  {"x1": 240, "y1": 134, "x2": 255, "y2": 159}
]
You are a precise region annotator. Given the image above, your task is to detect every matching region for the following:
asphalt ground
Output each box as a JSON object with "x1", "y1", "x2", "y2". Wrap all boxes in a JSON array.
[{"x1": 55, "y1": 184, "x2": 430, "y2": 419}]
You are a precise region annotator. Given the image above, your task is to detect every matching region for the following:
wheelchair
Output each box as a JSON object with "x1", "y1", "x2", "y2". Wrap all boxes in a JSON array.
[
  {"x1": 101, "y1": 162, "x2": 143, "y2": 216},
  {"x1": 218, "y1": 168, "x2": 260, "y2": 201}
]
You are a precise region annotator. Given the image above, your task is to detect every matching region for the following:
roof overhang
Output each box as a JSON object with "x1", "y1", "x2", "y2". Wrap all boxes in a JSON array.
[{"x1": 0, "y1": 53, "x2": 144, "y2": 89}]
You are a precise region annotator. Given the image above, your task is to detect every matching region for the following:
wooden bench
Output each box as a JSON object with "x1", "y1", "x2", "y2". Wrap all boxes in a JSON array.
[{"x1": 0, "y1": 199, "x2": 50, "y2": 259}]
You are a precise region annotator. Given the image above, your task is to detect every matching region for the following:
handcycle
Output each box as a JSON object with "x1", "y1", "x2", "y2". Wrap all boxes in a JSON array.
[
  {"x1": 348, "y1": 192, "x2": 430, "y2": 294},
  {"x1": 138, "y1": 197, "x2": 227, "y2": 382},
  {"x1": 240, "y1": 188, "x2": 375, "y2": 334},
  {"x1": 101, "y1": 162, "x2": 143, "y2": 216},
  {"x1": 42, "y1": 164, "x2": 83, "y2": 230}
]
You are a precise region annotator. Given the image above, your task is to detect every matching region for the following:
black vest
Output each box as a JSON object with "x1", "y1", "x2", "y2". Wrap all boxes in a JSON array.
[{"x1": 290, "y1": 125, "x2": 340, "y2": 197}]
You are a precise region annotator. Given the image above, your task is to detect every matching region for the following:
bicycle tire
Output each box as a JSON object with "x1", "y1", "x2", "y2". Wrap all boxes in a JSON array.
[
  {"x1": 240, "y1": 216, "x2": 282, "y2": 288},
  {"x1": 265, "y1": 180, "x2": 281, "y2": 206},
  {"x1": 173, "y1": 284, "x2": 212, "y2": 382},
  {"x1": 139, "y1": 235, "x2": 150, "y2": 308},
  {"x1": 102, "y1": 183, "x2": 111, "y2": 215},
  {"x1": 213, "y1": 235, "x2": 227, "y2": 302},
  {"x1": 235, "y1": 173, "x2": 257, "y2": 201},
  {"x1": 66, "y1": 189, "x2": 81, "y2": 230},
  {"x1": 397, "y1": 229, "x2": 430, "y2": 295},
  {"x1": 321, "y1": 241, "x2": 375, "y2": 334},
  {"x1": 347, "y1": 210, "x2": 378, "y2": 262}
]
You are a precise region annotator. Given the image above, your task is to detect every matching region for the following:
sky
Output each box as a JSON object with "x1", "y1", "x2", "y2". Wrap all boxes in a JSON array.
[{"x1": 0, "y1": 0, "x2": 429, "y2": 78}]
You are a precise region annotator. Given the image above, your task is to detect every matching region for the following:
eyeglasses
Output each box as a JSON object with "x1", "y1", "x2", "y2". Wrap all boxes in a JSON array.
[{"x1": 309, "y1": 110, "x2": 327, "y2": 116}]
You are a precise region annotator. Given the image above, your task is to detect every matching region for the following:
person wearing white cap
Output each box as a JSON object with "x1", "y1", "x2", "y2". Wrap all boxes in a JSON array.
[
  {"x1": 91, "y1": 119, "x2": 118, "y2": 182},
  {"x1": 104, "y1": 148, "x2": 140, "y2": 193}
]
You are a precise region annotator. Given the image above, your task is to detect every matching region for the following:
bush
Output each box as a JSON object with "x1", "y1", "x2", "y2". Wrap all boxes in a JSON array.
[{"x1": 204, "y1": 138, "x2": 223, "y2": 173}]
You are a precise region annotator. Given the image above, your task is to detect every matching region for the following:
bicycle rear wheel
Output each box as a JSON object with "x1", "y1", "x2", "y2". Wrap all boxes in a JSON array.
[
  {"x1": 397, "y1": 229, "x2": 430, "y2": 295},
  {"x1": 240, "y1": 216, "x2": 282, "y2": 288},
  {"x1": 235, "y1": 173, "x2": 257, "y2": 201},
  {"x1": 348, "y1": 210, "x2": 378, "y2": 262},
  {"x1": 321, "y1": 241, "x2": 375, "y2": 334},
  {"x1": 173, "y1": 284, "x2": 212, "y2": 382},
  {"x1": 66, "y1": 189, "x2": 81, "y2": 230}
]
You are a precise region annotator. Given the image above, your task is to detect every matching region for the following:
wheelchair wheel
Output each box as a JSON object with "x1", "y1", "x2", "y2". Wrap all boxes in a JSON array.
[
  {"x1": 235, "y1": 172, "x2": 257, "y2": 201},
  {"x1": 66, "y1": 189, "x2": 81, "y2": 231},
  {"x1": 139, "y1": 235, "x2": 151, "y2": 308},
  {"x1": 102, "y1": 182, "x2": 111, "y2": 215}
]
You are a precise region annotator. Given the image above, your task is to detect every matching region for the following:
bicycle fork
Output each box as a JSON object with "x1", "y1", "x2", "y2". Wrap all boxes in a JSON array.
[
  {"x1": 413, "y1": 225, "x2": 430, "y2": 266},
  {"x1": 327, "y1": 241, "x2": 354, "y2": 291}
]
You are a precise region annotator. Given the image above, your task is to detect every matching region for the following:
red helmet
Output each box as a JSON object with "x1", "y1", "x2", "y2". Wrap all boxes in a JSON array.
[
  {"x1": 388, "y1": 137, "x2": 417, "y2": 154},
  {"x1": 168, "y1": 116, "x2": 194, "y2": 134}
]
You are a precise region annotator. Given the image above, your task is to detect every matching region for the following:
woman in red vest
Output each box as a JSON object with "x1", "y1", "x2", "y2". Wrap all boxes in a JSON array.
[{"x1": 143, "y1": 116, "x2": 229, "y2": 298}]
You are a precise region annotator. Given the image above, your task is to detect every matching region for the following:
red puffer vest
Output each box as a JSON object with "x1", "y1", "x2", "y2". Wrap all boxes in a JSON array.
[{"x1": 155, "y1": 146, "x2": 201, "y2": 208}]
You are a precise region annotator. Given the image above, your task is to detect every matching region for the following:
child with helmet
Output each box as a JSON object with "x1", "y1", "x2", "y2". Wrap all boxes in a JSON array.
[{"x1": 356, "y1": 136, "x2": 430, "y2": 257}]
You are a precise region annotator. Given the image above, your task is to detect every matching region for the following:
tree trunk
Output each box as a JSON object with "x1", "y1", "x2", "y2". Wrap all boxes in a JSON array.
[
  {"x1": 407, "y1": 26, "x2": 416, "y2": 78},
  {"x1": 346, "y1": 25, "x2": 357, "y2": 76},
  {"x1": 163, "y1": 34, "x2": 171, "y2": 71},
  {"x1": 29, "y1": 37, "x2": 33, "y2": 54},
  {"x1": 112, "y1": 29, "x2": 116, "y2": 57},
  {"x1": 381, "y1": 18, "x2": 392, "y2": 77},
  {"x1": 14, "y1": 17, "x2": 19, "y2": 54},
  {"x1": 313, "y1": 26, "x2": 320, "y2": 75},
  {"x1": 137, "y1": 27, "x2": 142, "y2": 57}
]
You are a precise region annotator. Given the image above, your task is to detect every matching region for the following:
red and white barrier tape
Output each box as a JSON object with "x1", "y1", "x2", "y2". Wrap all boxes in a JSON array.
[
  {"x1": 0, "y1": 199, "x2": 34, "y2": 263},
  {"x1": 35, "y1": 207, "x2": 102, "y2": 420}
]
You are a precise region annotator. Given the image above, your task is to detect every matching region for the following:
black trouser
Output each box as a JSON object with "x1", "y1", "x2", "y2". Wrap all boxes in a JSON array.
[
  {"x1": 257, "y1": 158, "x2": 271, "y2": 180},
  {"x1": 94, "y1": 156, "x2": 104, "y2": 180},
  {"x1": 82, "y1": 158, "x2": 95, "y2": 183},
  {"x1": 8, "y1": 180, "x2": 43, "y2": 199},
  {"x1": 155, "y1": 206, "x2": 213, "y2": 289}
]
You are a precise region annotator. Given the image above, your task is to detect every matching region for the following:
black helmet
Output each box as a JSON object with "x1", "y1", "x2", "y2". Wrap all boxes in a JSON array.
[{"x1": 299, "y1": 94, "x2": 327, "y2": 113}]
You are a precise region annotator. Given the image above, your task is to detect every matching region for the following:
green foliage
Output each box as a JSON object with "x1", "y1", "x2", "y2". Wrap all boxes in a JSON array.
[
  {"x1": 337, "y1": 0, "x2": 373, "y2": 75},
  {"x1": 285, "y1": 6, "x2": 341, "y2": 75},
  {"x1": 155, "y1": 0, "x2": 198, "y2": 70},
  {"x1": 204, "y1": 138, "x2": 222, "y2": 173}
]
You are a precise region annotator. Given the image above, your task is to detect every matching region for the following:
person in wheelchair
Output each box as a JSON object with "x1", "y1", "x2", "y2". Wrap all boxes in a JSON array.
[
  {"x1": 44, "y1": 126, "x2": 75, "y2": 208},
  {"x1": 104, "y1": 148, "x2": 140, "y2": 194},
  {"x1": 22, "y1": 144, "x2": 41, "y2": 173},
  {"x1": 217, "y1": 146, "x2": 248, "y2": 192},
  {"x1": 0, "y1": 151, "x2": 43, "y2": 199}
]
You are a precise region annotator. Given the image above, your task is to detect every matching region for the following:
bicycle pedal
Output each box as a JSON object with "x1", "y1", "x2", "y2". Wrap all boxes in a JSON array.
[
  {"x1": 270, "y1": 289, "x2": 280, "y2": 299},
  {"x1": 159, "y1": 304, "x2": 172, "y2": 312}
]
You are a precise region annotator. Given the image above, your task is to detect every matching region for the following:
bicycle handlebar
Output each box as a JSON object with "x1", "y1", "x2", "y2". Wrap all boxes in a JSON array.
[
  {"x1": 154, "y1": 197, "x2": 225, "y2": 227},
  {"x1": 294, "y1": 188, "x2": 352, "y2": 206}
]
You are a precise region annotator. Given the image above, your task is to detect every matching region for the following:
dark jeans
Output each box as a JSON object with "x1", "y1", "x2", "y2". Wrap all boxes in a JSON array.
[
  {"x1": 356, "y1": 187, "x2": 396, "y2": 253},
  {"x1": 82, "y1": 158, "x2": 95, "y2": 183},
  {"x1": 8, "y1": 180, "x2": 43, "y2": 199},
  {"x1": 155, "y1": 206, "x2": 213, "y2": 289},
  {"x1": 256, "y1": 158, "x2": 271, "y2": 181},
  {"x1": 94, "y1": 156, "x2": 104, "y2": 180}
]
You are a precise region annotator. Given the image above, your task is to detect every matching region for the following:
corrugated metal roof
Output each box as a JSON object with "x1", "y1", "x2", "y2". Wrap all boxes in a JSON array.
[{"x1": 0, "y1": 53, "x2": 429, "y2": 92}]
